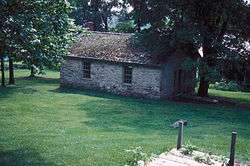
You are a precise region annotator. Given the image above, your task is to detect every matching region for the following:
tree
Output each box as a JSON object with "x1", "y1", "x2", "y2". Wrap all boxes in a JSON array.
[
  {"x1": 130, "y1": 0, "x2": 147, "y2": 32},
  {"x1": 69, "y1": 0, "x2": 122, "y2": 31},
  {"x1": 0, "y1": 0, "x2": 77, "y2": 79},
  {"x1": 131, "y1": 0, "x2": 250, "y2": 97},
  {"x1": 8, "y1": 56, "x2": 14, "y2": 84},
  {"x1": 0, "y1": 47, "x2": 5, "y2": 87},
  {"x1": 69, "y1": 0, "x2": 90, "y2": 26},
  {"x1": 1, "y1": 0, "x2": 23, "y2": 83}
]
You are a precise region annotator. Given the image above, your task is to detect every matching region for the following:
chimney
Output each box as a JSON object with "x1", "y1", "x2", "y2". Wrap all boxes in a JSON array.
[{"x1": 84, "y1": 21, "x2": 95, "y2": 31}]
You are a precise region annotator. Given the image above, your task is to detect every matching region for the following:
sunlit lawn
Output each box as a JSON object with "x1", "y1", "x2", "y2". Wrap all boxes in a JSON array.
[
  {"x1": 209, "y1": 89, "x2": 250, "y2": 104},
  {"x1": 0, "y1": 69, "x2": 250, "y2": 165}
]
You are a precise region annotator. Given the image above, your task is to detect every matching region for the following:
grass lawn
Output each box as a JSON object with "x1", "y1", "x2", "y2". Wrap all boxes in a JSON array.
[
  {"x1": 0, "y1": 69, "x2": 250, "y2": 165},
  {"x1": 209, "y1": 89, "x2": 250, "y2": 104}
]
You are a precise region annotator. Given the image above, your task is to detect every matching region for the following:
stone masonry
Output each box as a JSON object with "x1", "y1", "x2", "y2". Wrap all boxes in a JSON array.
[
  {"x1": 60, "y1": 32, "x2": 197, "y2": 99},
  {"x1": 60, "y1": 58, "x2": 162, "y2": 99}
]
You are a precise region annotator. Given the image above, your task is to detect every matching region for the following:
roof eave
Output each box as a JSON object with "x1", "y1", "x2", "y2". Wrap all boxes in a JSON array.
[{"x1": 66, "y1": 55, "x2": 163, "y2": 69}]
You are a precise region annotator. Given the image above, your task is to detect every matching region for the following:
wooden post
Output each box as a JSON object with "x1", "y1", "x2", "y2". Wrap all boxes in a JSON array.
[
  {"x1": 229, "y1": 132, "x2": 237, "y2": 166},
  {"x1": 177, "y1": 121, "x2": 184, "y2": 150}
]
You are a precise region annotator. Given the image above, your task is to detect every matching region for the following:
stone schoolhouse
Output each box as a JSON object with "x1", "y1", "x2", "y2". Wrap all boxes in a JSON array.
[{"x1": 60, "y1": 32, "x2": 197, "y2": 99}]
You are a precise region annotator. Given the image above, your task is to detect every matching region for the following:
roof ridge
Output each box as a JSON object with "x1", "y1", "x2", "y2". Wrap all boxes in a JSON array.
[
  {"x1": 88, "y1": 31, "x2": 133, "y2": 36},
  {"x1": 71, "y1": 31, "x2": 166, "y2": 66}
]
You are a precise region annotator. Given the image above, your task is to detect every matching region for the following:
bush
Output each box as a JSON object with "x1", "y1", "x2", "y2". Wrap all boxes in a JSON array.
[
  {"x1": 124, "y1": 146, "x2": 148, "y2": 166},
  {"x1": 211, "y1": 80, "x2": 241, "y2": 92},
  {"x1": 14, "y1": 63, "x2": 29, "y2": 69},
  {"x1": 181, "y1": 143, "x2": 198, "y2": 155},
  {"x1": 194, "y1": 154, "x2": 213, "y2": 165},
  {"x1": 110, "y1": 20, "x2": 135, "y2": 33}
]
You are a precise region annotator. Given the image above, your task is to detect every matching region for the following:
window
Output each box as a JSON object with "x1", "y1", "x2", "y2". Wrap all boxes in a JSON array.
[
  {"x1": 83, "y1": 61, "x2": 91, "y2": 78},
  {"x1": 182, "y1": 70, "x2": 186, "y2": 85},
  {"x1": 173, "y1": 70, "x2": 177, "y2": 88},
  {"x1": 123, "y1": 66, "x2": 133, "y2": 84}
]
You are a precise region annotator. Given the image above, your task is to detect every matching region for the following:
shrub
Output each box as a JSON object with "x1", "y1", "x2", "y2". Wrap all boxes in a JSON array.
[
  {"x1": 14, "y1": 63, "x2": 29, "y2": 69},
  {"x1": 181, "y1": 143, "x2": 198, "y2": 155},
  {"x1": 194, "y1": 154, "x2": 213, "y2": 165},
  {"x1": 111, "y1": 20, "x2": 135, "y2": 33},
  {"x1": 211, "y1": 80, "x2": 241, "y2": 92},
  {"x1": 124, "y1": 146, "x2": 148, "y2": 166}
]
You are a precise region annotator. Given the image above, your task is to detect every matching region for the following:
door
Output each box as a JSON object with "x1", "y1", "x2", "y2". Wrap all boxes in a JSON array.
[{"x1": 173, "y1": 69, "x2": 184, "y2": 94}]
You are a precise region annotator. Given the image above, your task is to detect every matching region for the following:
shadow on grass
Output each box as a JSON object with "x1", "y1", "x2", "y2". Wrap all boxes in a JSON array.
[
  {"x1": 0, "y1": 149, "x2": 55, "y2": 166},
  {"x1": 0, "y1": 86, "x2": 19, "y2": 98},
  {"x1": 52, "y1": 87, "x2": 250, "y2": 134},
  {"x1": 17, "y1": 76, "x2": 59, "y2": 85},
  {"x1": 0, "y1": 77, "x2": 59, "y2": 98},
  {"x1": 51, "y1": 87, "x2": 177, "y2": 134},
  {"x1": 79, "y1": 100, "x2": 175, "y2": 135},
  {"x1": 79, "y1": 98, "x2": 250, "y2": 142},
  {"x1": 51, "y1": 85, "x2": 170, "y2": 105}
]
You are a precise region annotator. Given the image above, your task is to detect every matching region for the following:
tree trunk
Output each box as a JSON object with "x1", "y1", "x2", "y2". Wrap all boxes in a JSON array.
[
  {"x1": 133, "y1": 0, "x2": 141, "y2": 32},
  {"x1": 136, "y1": 18, "x2": 141, "y2": 32},
  {"x1": 1, "y1": 56, "x2": 5, "y2": 87},
  {"x1": 197, "y1": 34, "x2": 214, "y2": 97},
  {"x1": 198, "y1": 76, "x2": 209, "y2": 97},
  {"x1": 102, "y1": 6, "x2": 109, "y2": 32},
  {"x1": 135, "y1": 8, "x2": 141, "y2": 32},
  {"x1": 8, "y1": 56, "x2": 15, "y2": 85},
  {"x1": 103, "y1": 15, "x2": 108, "y2": 31},
  {"x1": 30, "y1": 65, "x2": 35, "y2": 77}
]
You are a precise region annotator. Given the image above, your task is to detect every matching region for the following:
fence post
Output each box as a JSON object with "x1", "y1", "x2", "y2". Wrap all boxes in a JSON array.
[
  {"x1": 177, "y1": 121, "x2": 184, "y2": 150},
  {"x1": 229, "y1": 132, "x2": 237, "y2": 166}
]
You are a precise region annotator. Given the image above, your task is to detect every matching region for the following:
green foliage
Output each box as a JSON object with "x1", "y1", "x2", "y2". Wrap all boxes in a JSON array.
[
  {"x1": 69, "y1": 0, "x2": 123, "y2": 31},
  {"x1": 220, "y1": 155, "x2": 229, "y2": 166},
  {"x1": 124, "y1": 146, "x2": 148, "y2": 166},
  {"x1": 130, "y1": 0, "x2": 250, "y2": 96},
  {"x1": 134, "y1": 0, "x2": 250, "y2": 50},
  {"x1": 198, "y1": 62, "x2": 221, "y2": 82},
  {"x1": 0, "y1": 0, "x2": 81, "y2": 75},
  {"x1": 111, "y1": 20, "x2": 135, "y2": 33},
  {"x1": 13, "y1": 63, "x2": 28, "y2": 70},
  {"x1": 181, "y1": 143, "x2": 198, "y2": 155},
  {"x1": 182, "y1": 58, "x2": 198, "y2": 71},
  {"x1": 194, "y1": 154, "x2": 213, "y2": 165},
  {"x1": 211, "y1": 81, "x2": 241, "y2": 92}
]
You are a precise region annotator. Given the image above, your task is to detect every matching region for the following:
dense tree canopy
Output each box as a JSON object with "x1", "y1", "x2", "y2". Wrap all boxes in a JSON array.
[
  {"x1": 69, "y1": 0, "x2": 124, "y2": 31},
  {"x1": 128, "y1": 0, "x2": 250, "y2": 96},
  {"x1": 0, "y1": 0, "x2": 78, "y2": 84}
]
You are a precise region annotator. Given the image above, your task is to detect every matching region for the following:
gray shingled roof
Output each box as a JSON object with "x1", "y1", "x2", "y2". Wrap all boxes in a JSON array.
[{"x1": 69, "y1": 31, "x2": 166, "y2": 66}]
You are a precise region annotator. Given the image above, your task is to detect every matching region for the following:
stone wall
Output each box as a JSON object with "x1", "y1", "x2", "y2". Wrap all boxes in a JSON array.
[{"x1": 60, "y1": 58, "x2": 162, "y2": 99}]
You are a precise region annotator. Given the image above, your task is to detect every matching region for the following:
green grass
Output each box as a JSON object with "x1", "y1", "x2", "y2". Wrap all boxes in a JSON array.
[
  {"x1": 0, "y1": 70, "x2": 250, "y2": 165},
  {"x1": 209, "y1": 89, "x2": 250, "y2": 104}
]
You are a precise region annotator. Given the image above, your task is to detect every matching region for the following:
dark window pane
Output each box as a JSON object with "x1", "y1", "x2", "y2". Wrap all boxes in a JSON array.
[
  {"x1": 123, "y1": 66, "x2": 132, "y2": 84},
  {"x1": 83, "y1": 61, "x2": 91, "y2": 78}
]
